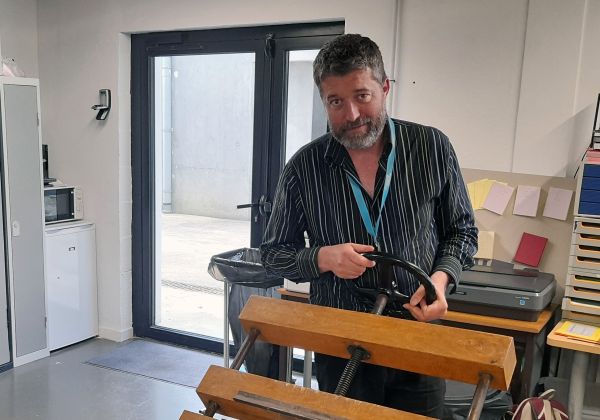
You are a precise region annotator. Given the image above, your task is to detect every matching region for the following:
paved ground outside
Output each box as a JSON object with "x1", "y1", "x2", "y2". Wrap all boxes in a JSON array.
[
  {"x1": 157, "y1": 213, "x2": 250, "y2": 340},
  {"x1": 155, "y1": 213, "x2": 315, "y2": 385}
]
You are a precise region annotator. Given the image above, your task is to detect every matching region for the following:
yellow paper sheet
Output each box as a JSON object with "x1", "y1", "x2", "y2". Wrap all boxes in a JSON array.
[
  {"x1": 555, "y1": 321, "x2": 600, "y2": 343},
  {"x1": 474, "y1": 231, "x2": 495, "y2": 259}
]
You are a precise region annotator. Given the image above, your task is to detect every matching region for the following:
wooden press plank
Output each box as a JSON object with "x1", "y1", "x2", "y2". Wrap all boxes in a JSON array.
[
  {"x1": 239, "y1": 296, "x2": 516, "y2": 390},
  {"x1": 197, "y1": 365, "x2": 429, "y2": 419},
  {"x1": 179, "y1": 410, "x2": 211, "y2": 419},
  {"x1": 443, "y1": 305, "x2": 556, "y2": 334}
]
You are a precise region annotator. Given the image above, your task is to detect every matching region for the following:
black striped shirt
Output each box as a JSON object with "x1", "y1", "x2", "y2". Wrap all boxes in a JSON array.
[{"x1": 261, "y1": 118, "x2": 478, "y2": 313}]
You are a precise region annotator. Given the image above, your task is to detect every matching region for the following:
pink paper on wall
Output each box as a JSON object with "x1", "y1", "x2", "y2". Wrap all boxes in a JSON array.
[
  {"x1": 482, "y1": 182, "x2": 514, "y2": 215},
  {"x1": 542, "y1": 187, "x2": 573, "y2": 220},
  {"x1": 513, "y1": 185, "x2": 541, "y2": 217}
]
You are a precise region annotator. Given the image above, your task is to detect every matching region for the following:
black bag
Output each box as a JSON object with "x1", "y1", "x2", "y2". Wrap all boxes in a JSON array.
[
  {"x1": 208, "y1": 248, "x2": 283, "y2": 378},
  {"x1": 227, "y1": 283, "x2": 280, "y2": 378}
]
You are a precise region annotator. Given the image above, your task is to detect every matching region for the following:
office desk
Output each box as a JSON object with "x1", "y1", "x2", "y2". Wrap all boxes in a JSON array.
[
  {"x1": 547, "y1": 321, "x2": 600, "y2": 420},
  {"x1": 278, "y1": 288, "x2": 557, "y2": 401}
]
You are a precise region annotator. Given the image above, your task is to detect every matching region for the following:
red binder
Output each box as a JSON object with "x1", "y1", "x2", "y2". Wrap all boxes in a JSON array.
[{"x1": 514, "y1": 232, "x2": 548, "y2": 267}]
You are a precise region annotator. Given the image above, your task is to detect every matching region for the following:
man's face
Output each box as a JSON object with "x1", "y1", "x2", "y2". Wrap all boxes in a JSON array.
[{"x1": 320, "y1": 69, "x2": 390, "y2": 149}]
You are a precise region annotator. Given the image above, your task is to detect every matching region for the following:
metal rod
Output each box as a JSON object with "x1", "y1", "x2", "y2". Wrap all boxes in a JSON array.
[
  {"x1": 229, "y1": 327, "x2": 260, "y2": 371},
  {"x1": 223, "y1": 282, "x2": 230, "y2": 367},
  {"x1": 303, "y1": 350, "x2": 313, "y2": 388},
  {"x1": 371, "y1": 293, "x2": 389, "y2": 315},
  {"x1": 467, "y1": 373, "x2": 492, "y2": 420},
  {"x1": 286, "y1": 344, "x2": 293, "y2": 383},
  {"x1": 333, "y1": 292, "x2": 387, "y2": 397},
  {"x1": 569, "y1": 351, "x2": 590, "y2": 420},
  {"x1": 203, "y1": 400, "x2": 219, "y2": 417},
  {"x1": 205, "y1": 326, "x2": 260, "y2": 417},
  {"x1": 334, "y1": 346, "x2": 369, "y2": 396}
]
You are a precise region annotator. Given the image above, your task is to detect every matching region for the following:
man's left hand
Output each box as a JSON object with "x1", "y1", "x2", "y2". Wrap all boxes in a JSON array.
[{"x1": 402, "y1": 271, "x2": 449, "y2": 322}]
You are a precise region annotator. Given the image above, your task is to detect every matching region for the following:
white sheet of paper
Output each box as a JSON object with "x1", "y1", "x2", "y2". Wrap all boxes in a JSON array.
[
  {"x1": 513, "y1": 185, "x2": 541, "y2": 217},
  {"x1": 482, "y1": 182, "x2": 514, "y2": 215},
  {"x1": 543, "y1": 187, "x2": 573, "y2": 220}
]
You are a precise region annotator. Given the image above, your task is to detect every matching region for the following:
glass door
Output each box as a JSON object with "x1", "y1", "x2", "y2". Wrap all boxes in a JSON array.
[
  {"x1": 132, "y1": 23, "x2": 343, "y2": 353},
  {"x1": 153, "y1": 53, "x2": 255, "y2": 340}
]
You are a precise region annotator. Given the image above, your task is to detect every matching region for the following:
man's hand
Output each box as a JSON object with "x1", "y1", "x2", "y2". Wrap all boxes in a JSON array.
[
  {"x1": 317, "y1": 243, "x2": 376, "y2": 279},
  {"x1": 402, "y1": 271, "x2": 450, "y2": 322}
]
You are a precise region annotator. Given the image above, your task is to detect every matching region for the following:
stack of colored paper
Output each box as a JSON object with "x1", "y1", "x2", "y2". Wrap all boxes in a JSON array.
[
  {"x1": 467, "y1": 179, "x2": 510, "y2": 211},
  {"x1": 554, "y1": 320, "x2": 600, "y2": 344},
  {"x1": 467, "y1": 179, "x2": 493, "y2": 210},
  {"x1": 585, "y1": 148, "x2": 600, "y2": 164}
]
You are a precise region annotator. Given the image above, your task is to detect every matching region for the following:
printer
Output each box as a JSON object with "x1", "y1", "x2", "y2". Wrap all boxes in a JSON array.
[{"x1": 447, "y1": 260, "x2": 556, "y2": 321}]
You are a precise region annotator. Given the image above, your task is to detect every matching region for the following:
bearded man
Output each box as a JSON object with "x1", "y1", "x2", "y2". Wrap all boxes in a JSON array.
[{"x1": 260, "y1": 34, "x2": 477, "y2": 418}]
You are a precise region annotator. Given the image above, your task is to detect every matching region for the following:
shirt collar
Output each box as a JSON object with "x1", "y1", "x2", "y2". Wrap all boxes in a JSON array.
[{"x1": 324, "y1": 134, "x2": 348, "y2": 167}]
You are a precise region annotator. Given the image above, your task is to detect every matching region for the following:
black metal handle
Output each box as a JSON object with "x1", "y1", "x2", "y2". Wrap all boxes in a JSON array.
[
  {"x1": 236, "y1": 195, "x2": 272, "y2": 215},
  {"x1": 362, "y1": 251, "x2": 437, "y2": 305},
  {"x1": 236, "y1": 203, "x2": 257, "y2": 209}
]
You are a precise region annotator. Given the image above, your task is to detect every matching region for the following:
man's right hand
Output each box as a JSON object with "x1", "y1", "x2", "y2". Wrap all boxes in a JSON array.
[{"x1": 317, "y1": 243, "x2": 376, "y2": 279}]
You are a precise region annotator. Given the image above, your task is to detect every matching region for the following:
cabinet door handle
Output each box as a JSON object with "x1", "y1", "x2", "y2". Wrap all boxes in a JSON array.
[{"x1": 68, "y1": 246, "x2": 76, "y2": 251}]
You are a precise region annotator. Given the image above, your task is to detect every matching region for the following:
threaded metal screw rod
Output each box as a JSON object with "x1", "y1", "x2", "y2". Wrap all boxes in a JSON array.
[{"x1": 334, "y1": 346, "x2": 370, "y2": 396}]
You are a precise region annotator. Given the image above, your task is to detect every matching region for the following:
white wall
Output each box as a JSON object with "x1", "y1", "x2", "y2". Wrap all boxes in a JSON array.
[
  {"x1": 0, "y1": 0, "x2": 594, "y2": 341},
  {"x1": 394, "y1": 0, "x2": 600, "y2": 177},
  {"x1": 395, "y1": 0, "x2": 528, "y2": 173},
  {"x1": 0, "y1": 0, "x2": 38, "y2": 77},
  {"x1": 512, "y1": 0, "x2": 588, "y2": 176}
]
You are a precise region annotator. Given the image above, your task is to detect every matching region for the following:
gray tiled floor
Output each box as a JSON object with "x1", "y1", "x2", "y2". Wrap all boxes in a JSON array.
[
  {"x1": 0, "y1": 337, "x2": 315, "y2": 420},
  {"x1": 0, "y1": 338, "x2": 208, "y2": 420}
]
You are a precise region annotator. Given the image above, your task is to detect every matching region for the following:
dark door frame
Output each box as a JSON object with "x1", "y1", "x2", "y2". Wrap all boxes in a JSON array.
[{"x1": 131, "y1": 22, "x2": 343, "y2": 353}]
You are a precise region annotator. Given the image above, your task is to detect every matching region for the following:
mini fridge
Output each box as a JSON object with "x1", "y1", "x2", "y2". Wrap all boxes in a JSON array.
[{"x1": 45, "y1": 221, "x2": 98, "y2": 350}]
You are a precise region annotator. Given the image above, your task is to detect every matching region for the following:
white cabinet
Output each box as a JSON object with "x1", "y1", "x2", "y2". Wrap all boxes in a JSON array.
[
  {"x1": 0, "y1": 77, "x2": 47, "y2": 366},
  {"x1": 45, "y1": 222, "x2": 98, "y2": 350}
]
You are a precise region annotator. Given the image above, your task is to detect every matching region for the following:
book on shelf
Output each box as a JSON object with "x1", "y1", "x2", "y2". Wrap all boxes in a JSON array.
[{"x1": 555, "y1": 320, "x2": 600, "y2": 344}]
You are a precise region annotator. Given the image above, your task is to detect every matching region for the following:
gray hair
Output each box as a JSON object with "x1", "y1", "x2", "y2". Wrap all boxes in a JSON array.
[{"x1": 313, "y1": 34, "x2": 387, "y2": 93}]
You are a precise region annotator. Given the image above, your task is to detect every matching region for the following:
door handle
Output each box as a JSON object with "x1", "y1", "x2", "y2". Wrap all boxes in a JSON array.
[
  {"x1": 236, "y1": 203, "x2": 257, "y2": 209},
  {"x1": 237, "y1": 195, "x2": 272, "y2": 216}
]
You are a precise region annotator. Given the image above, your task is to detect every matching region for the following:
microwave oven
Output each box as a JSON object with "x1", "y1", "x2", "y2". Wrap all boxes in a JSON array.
[{"x1": 44, "y1": 186, "x2": 83, "y2": 224}]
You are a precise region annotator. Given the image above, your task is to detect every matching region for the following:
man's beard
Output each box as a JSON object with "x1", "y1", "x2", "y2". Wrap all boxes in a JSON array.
[{"x1": 331, "y1": 110, "x2": 387, "y2": 150}]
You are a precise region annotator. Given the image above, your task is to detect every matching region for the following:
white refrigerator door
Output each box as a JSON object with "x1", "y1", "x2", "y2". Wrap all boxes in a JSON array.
[{"x1": 45, "y1": 224, "x2": 98, "y2": 350}]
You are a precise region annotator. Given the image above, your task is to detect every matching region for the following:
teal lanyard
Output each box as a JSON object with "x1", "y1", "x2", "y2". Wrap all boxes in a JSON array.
[{"x1": 346, "y1": 117, "x2": 396, "y2": 250}]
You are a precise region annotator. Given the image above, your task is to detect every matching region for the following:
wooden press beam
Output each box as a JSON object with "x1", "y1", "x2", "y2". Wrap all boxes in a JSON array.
[
  {"x1": 179, "y1": 410, "x2": 211, "y2": 419},
  {"x1": 197, "y1": 365, "x2": 429, "y2": 419},
  {"x1": 239, "y1": 296, "x2": 516, "y2": 390}
]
